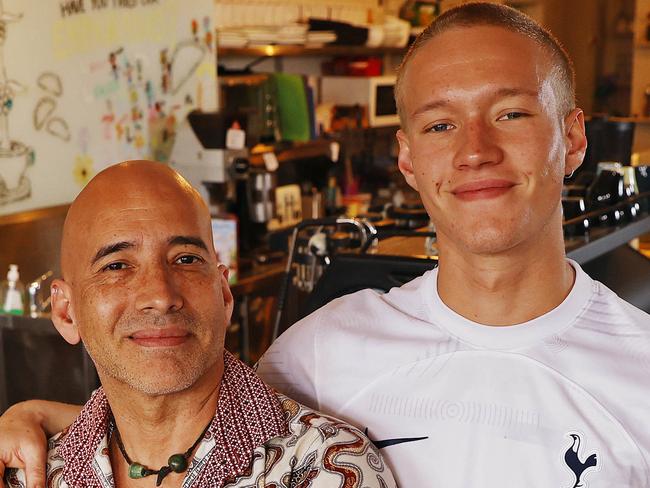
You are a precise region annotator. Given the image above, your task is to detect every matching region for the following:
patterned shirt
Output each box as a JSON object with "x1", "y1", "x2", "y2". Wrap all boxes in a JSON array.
[{"x1": 5, "y1": 351, "x2": 395, "y2": 488}]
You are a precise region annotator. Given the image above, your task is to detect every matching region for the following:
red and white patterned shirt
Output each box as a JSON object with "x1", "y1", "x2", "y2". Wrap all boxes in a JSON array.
[{"x1": 6, "y1": 351, "x2": 395, "y2": 488}]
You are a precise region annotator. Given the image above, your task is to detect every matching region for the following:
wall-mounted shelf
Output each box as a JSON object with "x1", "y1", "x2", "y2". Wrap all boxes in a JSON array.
[
  {"x1": 586, "y1": 115, "x2": 650, "y2": 125},
  {"x1": 218, "y1": 45, "x2": 406, "y2": 58},
  {"x1": 625, "y1": 116, "x2": 650, "y2": 125},
  {"x1": 249, "y1": 139, "x2": 334, "y2": 166}
]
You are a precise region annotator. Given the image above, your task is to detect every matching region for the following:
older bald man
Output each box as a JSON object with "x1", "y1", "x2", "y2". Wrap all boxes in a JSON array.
[{"x1": 3, "y1": 161, "x2": 395, "y2": 488}]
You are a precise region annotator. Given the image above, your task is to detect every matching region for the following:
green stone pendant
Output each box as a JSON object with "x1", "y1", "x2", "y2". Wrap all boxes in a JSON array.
[
  {"x1": 168, "y1": 454, "x2": 188, "y2": 473},
  {"x1": 129, "y1": 463, "x2": 147, "y2": 479},
  {"x1": 112, "y1": 414, "x2": 209, "y2": 486}
]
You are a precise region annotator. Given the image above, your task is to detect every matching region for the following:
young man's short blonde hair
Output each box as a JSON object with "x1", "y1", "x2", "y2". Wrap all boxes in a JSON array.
[{"x1": 395, "y1": 2, "x2": 575, "y2": 126}]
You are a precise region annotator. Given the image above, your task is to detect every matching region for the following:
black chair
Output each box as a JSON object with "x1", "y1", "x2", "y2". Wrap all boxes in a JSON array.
[{"x1": 301, "y1": 253, "x2": 437, "y2": 319}]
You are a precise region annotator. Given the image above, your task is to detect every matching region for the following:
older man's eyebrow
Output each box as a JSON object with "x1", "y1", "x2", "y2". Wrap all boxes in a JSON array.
[
  {"x1": 168, "y1": 235, "x2": 209, "y2": 251},
  {"x1": 91, "y1": 241, "x2": 136, "y2": 265}
]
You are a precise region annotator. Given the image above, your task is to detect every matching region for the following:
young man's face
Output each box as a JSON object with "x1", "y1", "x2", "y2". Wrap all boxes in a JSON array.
[{"x1": 397, "y1": 26, "x2": 586, "y2": 257}]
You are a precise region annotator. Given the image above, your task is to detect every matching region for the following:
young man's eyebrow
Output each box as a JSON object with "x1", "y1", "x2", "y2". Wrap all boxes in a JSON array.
[
  {"x1": 168, "y1": 235, "x2": 209, "y2": 251},
  {"x1": 411, "y1": 88, "x2": 540, "y2": 118},
  {"x1": 91, "y1": 241, "x2": 136, "y2": 265},
  {"x1": 493, "y1": 87, "x2": 539, "y2": 99},
  {"x1": 411, "y1": 99, "x2": 451, "y2": 118}
]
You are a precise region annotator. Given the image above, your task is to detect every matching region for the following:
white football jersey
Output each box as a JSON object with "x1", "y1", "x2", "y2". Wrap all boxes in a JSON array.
[{"x1": 257, "y1": 260, "x2": 650, "y2": 487}]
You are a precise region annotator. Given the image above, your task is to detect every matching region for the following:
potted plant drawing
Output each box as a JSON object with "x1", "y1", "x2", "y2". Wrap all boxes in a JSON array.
[{"x1": 0, "y1": 0, "x2": 34, "y2": 205}]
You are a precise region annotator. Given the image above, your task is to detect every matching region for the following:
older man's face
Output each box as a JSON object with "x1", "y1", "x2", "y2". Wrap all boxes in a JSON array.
[
  {"x1": 397, "y1": 26, "x2": 586, "y2": 256},
  {"x1": 56, "y1": 166, "x2": 232, "y2": 396}
]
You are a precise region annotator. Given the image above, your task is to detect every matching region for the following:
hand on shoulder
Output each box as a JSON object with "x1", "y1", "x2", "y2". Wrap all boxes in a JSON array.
[
  {"x1": 0, "y1": 401, "x2": 49, "y2": 488},
  {"x1": 0, "y1": 400, "x2": 81, "y2": 488}
]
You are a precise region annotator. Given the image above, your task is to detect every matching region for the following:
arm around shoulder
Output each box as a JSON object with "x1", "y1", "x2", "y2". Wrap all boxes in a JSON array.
[
  {"x1": 3, "y1": 399, "x2": 80, "y2": 436},
  {"x1": 0, "y1": 400, "x2": 80, "y2": 488}
]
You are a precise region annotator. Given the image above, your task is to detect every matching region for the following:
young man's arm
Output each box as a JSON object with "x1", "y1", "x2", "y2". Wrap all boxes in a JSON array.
[{"x1": 0, "y1": 400, "x2": 81, "y2": 488}]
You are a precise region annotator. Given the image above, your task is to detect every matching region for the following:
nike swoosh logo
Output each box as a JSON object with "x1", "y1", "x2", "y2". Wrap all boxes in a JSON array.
[{"x1": 364, "y1": 428, "x2": 429, "y2": 449}]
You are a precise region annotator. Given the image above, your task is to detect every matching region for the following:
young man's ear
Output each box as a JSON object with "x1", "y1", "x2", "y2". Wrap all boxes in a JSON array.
[
  {"x1": 396, "y1": 129, "x2": 419, "y2": 191},
  {"x1": 51, "y1": 279, "x2": 81, "y2": 345},
  {"x1": 564, "y1": 108, "x2": 587, "y2": 177}
]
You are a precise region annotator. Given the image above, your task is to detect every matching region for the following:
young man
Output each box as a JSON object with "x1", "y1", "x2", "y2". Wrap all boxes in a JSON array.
[
  {"x1": 257, "y1": 3, "x2": 650, "y2": 486},
  {"x1": 2, "y1": 3, "x2": 650, "y2": 487},
  {"x1": 0, "y1": 161, "x2": 395, "y2": 488}
]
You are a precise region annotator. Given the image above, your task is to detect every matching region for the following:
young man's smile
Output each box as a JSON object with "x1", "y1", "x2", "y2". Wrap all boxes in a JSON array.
[{"x1": 450, "y1": 178, "x2": 519, "y2": 201}]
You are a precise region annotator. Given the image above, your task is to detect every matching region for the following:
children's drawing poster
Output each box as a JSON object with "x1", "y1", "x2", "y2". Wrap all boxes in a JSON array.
[{"x1": 0, "y1": 0, "x2": 217, "y2": 216}]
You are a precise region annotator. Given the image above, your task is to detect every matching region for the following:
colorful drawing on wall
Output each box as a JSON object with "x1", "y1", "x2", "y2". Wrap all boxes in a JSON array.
[
  {"x1": 73, "y1": 153, "x2": 93, "y2": 187},
  {"x1": 88, "y1": 17, "x2": 214, "y2": 165},
  {"x1": 34, "y1": 72, "x2": 70, "y2": 142},
  {"x1": 73, "y1": 126, "x2": 93, "y2": 188},
  {"x1": 0, "y1": 0, "x2": 217, "y2": 215},
  {"x1": 0, "y1": 0, "x2": 34, "y2": 206},
  {"x1": 168, "y1": 39, "x2": 206, "y2": 95}
]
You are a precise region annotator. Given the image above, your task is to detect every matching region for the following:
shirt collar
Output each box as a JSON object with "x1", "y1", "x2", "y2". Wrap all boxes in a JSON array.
[
  {"x1": 424, "y1": 259, "x2": 594, "y2": 350},
  {"x1": 58, "y1": 350, "x2": 288, "y2": 488},
  {"x1": 193, "y1": 351, "x2": 288, "y2": 486}
]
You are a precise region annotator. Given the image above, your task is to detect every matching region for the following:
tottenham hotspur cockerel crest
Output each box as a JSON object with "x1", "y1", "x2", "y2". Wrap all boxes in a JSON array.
[{"x1": 564, "y1": 433, "x2": 598, "y2": 488}]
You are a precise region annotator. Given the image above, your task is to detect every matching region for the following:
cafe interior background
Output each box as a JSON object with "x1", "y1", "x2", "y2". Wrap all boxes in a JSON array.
[{"x1": 0, "y1": 0, "x2": 649, "y2": 412}]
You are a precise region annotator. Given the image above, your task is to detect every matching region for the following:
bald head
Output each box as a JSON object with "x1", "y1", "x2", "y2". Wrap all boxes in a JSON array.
[
  {"x1": 51, "y1": 160, "x2": 233, "y2": 397},
  {"x1": 61, "y1": 160, "x2": 212, "y2": 281}
]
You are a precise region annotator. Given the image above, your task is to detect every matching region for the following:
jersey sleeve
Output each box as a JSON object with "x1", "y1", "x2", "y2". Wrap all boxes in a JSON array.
[{"x1": 255, "y1": 313, "x2": 322, "y2": 411}]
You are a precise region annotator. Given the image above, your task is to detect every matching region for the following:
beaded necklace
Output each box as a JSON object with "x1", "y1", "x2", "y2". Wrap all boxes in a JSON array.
[{"x1": 112, "y1": 417, "x2": 212, "y2": 486}]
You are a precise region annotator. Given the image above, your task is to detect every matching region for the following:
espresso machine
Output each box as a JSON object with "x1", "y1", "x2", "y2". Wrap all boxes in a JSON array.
[
  {"x1": 169, "y1": 110, "x2": 277, "y2": 252},
  {"x1": 169, "y1": 110, "x2": 247, "y2": 202}
]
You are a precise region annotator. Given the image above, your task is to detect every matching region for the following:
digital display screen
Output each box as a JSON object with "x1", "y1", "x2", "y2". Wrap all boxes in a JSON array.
[{"x1": 376, "y1": 85, "x2": 397, "y2": 116}]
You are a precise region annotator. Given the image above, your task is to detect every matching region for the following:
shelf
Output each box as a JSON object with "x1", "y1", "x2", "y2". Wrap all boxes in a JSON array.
[
  {"x1": 586, "y1": 115, "x2": 650, "y2": 125},
  {"x1": 566, "y1": 214, "x2": 650, "y2": 264},
  {"x1": 218, "y1": 45, "x2": 406, "y2": 58},
  {"x1": 372, "y1": 213, "x2": 650, "y2": 266},
  {"x1": 629, "y1": 117, "x2": 650, "y2": 125},
  {"x1": 230, "y1": 262, "x2": 285, "y2": 298},
  {"x1": 249, "y1": 139, "x2": 334, "y2": 166}
]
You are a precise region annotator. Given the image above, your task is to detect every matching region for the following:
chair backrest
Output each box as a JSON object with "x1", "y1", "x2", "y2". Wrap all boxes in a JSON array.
[{"x1": 300, "y1": 253, "x2": 437, "y2": 319}]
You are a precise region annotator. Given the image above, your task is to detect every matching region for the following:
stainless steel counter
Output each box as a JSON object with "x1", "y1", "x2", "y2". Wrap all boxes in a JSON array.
[{"x1": 0, "y1": 315, "x2": 98, "y2": 413}]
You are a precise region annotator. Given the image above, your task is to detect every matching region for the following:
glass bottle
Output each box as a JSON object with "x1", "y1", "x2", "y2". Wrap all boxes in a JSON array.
[{"x1": 0, "y1": 264, "x2": 25, "y2": 315}]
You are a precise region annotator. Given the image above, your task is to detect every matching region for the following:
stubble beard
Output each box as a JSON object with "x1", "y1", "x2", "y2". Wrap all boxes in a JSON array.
[
  {"x1": 434, "y1": 204, "x2": 538, "y2": 257},
  {"x1": 84, "y1": 310, "x2": 222, "y2": 396}
]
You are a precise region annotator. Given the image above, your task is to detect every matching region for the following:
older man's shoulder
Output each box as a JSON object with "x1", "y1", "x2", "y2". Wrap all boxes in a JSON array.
[
  {"x1": 261, "y1": 392, "x2": 396, "y2": 487},
  {"x1": 4, "y1": 427, "x2": 70, "y2": 487}
]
